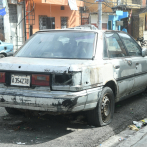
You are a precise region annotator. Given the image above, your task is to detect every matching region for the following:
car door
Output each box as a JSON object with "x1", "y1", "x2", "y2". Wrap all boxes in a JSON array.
[
  {"x1": 118, "y1": 32, "x2": 147, "y2": 93},
  {"x1": 104, "y1": 32, "x2": 136, "y2": 100}
]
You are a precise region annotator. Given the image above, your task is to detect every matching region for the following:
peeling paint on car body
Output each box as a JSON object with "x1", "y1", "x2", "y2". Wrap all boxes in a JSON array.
[
  {"x1": 0, "y1": 30, "x2": 114, "y2": 113},
  {"x1": 0, "y1": 29, "x2": 145, "y2": 114}
]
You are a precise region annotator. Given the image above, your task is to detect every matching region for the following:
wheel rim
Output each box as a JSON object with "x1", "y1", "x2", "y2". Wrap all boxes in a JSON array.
[
  {"x1": 101, "y1": 94, "x2": 111, "y2": 123},
  {"x1": 0, "y1": 54, "x2": 4, "y2": 58}
]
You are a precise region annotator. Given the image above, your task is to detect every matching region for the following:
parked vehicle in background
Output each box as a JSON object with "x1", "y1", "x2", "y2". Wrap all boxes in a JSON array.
[
  {"x1": 0, "y1": 29, "x2": 147, "y2": 127},
  {"x1": 69, "y1": 24, "x2": 98, "y2": 30},
  {"x1": 0, "y1": 40, "x2": 14, "y2": 57},
  {"x1": 137, "y1": 37, "x2": 147, "y2": 47}
]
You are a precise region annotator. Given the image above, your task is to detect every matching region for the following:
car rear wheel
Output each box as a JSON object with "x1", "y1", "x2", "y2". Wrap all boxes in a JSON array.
[
  {"x1": 87, "y1": 87, "x2": 114, "y2": 127},
  {"x1": 5, "y1": 107, "x2": 22, "y2": 115}
]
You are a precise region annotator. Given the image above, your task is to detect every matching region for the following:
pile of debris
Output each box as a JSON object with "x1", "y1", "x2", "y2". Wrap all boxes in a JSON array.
[{"x1": 128, "y1": 118, "x2": 147, "y2": 131}]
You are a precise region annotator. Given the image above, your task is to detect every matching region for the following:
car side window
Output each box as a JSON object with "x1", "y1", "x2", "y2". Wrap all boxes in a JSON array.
[
  {"x1": 118, "y1": 33, "x2": 142, "y2": 56},
  {"x1": 105, "y1": 33, "x2": 127, "y2": 58}
]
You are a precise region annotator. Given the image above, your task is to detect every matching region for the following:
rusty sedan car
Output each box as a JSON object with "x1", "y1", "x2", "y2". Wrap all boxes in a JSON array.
[{"x1": 0, "y1": 29, "x2": 146, "y2": 127}]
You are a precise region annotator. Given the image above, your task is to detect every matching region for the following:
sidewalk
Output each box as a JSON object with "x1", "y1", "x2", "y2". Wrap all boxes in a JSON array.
[
  {"x1": 118, "y1": 126, "x2": 147, "y2": 147},
  {"x1": 99, "y1": 125, "x2": 147, "y2": 147}
]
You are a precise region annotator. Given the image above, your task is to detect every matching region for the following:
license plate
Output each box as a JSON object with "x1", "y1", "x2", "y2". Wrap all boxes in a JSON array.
[{"x1": 11, "y1": 74, "x2": 30, "y2": 87}]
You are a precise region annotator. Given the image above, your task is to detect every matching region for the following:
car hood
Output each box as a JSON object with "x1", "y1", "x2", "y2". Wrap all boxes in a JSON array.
[{"x1": 0, "y1": 57, "x2": 94, "y2": 73}]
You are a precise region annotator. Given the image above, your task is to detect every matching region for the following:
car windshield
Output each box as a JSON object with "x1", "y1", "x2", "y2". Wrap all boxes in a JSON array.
[{"x1": 15, "y1": 31, "x2": 96, "y2": 59}]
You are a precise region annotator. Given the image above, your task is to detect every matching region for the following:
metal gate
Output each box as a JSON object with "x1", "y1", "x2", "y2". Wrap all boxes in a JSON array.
[{"x1": 61, "y1": 17, "x2": 68, "y2": 29}]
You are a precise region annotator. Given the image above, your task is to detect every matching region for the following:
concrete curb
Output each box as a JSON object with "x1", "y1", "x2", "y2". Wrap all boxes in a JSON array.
[{"x1": 118, "y1": 126, "x2": 147, "y2": 147}]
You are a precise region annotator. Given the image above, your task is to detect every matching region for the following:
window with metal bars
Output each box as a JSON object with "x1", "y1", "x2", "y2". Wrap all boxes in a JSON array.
[
  {"x1": 39, "y1": 16, "x2": 55, "y2": 30},
  {"x1": 132, "y1": 0, "x2": 141, "y2": 4},
  {"x1": 61, "y1": 17, "x2": 68, "y2": 29},
  {"x1": 39, "y1": 16, "x2": 48, "y2": 30}
]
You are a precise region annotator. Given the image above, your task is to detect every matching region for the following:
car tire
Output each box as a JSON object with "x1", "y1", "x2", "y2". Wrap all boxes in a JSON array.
[
  {"x1": 5, "y1": 107, "x2": 22, "y2": 115},
  {"x1": 0, "y1": 54, "x2": 5, "y2": 58},
  {"x1": 87, "y1": 87, "x2": 114, "y2": 127}
]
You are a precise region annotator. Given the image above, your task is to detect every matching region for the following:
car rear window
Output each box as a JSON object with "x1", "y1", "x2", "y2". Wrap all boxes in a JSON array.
[{"x1": 15, "y1": 31, "x2": 96, "y2": 59}]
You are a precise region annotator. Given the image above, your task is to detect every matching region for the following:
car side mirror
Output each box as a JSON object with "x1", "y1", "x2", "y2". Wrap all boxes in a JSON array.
[{"x1": 142, "y1": 48, "x2": 147, "y2": 57}]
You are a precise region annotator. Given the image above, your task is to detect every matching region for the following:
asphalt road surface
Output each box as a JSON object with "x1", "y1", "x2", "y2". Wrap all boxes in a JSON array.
[{"x1": 0, "y1": 92, "x2": 147, "y2": 147}]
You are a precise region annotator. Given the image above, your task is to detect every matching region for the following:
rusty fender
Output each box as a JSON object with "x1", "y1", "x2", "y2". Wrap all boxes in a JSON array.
[{"x1": 0, "y1": 87, "x2": 102, "y2": 113}]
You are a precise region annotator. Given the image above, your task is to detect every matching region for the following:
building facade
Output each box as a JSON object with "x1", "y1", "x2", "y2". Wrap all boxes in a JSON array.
[
  {"x1": 112, "y1": 0, "x2": 146, "y2": 39},
  {"x1": 0, "y1": 0, "x2": 4, "y2": 41},
  {"x1": 2, "y1": 0, "x2": 84, "y2": 50},
  {"x1": 83, "y1": 0, "x2": 117, "y2": 29},
  {"x1": 24, "y1": 0, "x2": 84, "y2": 40}
]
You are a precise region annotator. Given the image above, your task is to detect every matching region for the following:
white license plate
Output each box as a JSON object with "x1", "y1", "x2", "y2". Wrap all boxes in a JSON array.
[{"x1": 11, "y1": 74, "x2": 30, "y2": 87}]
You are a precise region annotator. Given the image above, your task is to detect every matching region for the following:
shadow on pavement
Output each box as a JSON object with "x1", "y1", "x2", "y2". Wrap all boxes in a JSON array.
[{"x1": 0, "y1": 92, "x2": 147, "y2": 146}]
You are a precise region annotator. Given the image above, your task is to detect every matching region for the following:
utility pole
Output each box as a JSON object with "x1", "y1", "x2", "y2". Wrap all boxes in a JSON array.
[
  {"x1": 98, "y1": 1, "x2": 102, "y2": 30},
  {"x1": 24, "y1": 1, "x2": 26, "y2": 41}
]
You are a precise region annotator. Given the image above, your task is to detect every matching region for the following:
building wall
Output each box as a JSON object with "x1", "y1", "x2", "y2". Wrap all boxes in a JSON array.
[
  {"x1": 91, "y1": 14, "x2": 108, "y2": 23},
  {"x1": 0, "y1": 0, "x2": 4, "y2": 41},
  {"x1": 91, "y1": 14, "x2": 108, "y2": 29},
  {"x1": 84, "y1": 0, "x2": 117, "y2": 13},
  {"x1": 32, "y1": 3, "x2": 81, "y2": 34},
  {"x1": 3, "y1": 0, "x2": 24, "y2": 51},
  {"x1": 108, "y1": 12, "x2": 128, "y2": 31},
  {"x1": 118, "y1": 0, "x2": 145, "y2": 8},
  {"x1": 42, "y1": 0, "x2": 84, "y2": 7}
]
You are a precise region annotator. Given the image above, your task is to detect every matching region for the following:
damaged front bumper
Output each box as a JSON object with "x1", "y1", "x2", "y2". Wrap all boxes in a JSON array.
[{"x1": 0, "y1": 86, "x2": 102, "y2": 113}]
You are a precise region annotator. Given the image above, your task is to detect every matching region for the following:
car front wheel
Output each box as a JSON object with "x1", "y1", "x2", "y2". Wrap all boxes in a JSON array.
[{"x1": 87, "y1": 87, "x2": 114, "y2": 127}]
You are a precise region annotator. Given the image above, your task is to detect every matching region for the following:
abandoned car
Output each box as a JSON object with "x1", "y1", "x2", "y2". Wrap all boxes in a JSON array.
[
  {"x1": 0, "y1": 40, "x2": 14, "y2": 57},
  {"x1": 0, "y1": 29, "x2": 146, "y2": 127}
]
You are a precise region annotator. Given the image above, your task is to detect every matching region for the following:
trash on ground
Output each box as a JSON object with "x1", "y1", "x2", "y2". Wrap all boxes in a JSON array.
[
  {"x1": 70, "y1": 115, "x2": 87, "y2": 124},
  {"x1": 16, "y1": 142, "x2": 25, "y2": 145},
  {"x1": 118, "y1": 137, "x2": 126, "y2": 141},
  {"x1": 141, "y1": 118, "x2": 147, "y2": 123},
  {"x1": 128, "y1": 125, "x2": 139, "y2": 131},
  {"x1": 116, "y1": 105, "x2": 121, "y2": 107},
  {"x1": 133, "y1": 121, "x2": 143, "y2": 128},
  {"x1": 14, "y1": 126, "x2": 20, "y2": 131},
  {"x1": 67, "y1": 128, "x2": 83, "y2": 132},
  {"x1": 23, "y1": 127, "x2": 33, "y2": 131}
]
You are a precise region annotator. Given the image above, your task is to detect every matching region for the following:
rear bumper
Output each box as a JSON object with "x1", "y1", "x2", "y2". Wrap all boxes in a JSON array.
[{"x1": 0, "y1": 86, "x2": 102, "y2": 113}]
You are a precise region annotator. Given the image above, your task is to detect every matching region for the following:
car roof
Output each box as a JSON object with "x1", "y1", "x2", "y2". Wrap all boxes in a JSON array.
[{"x1": 37, "y1": 29, "x2": 127, "y2": 34}]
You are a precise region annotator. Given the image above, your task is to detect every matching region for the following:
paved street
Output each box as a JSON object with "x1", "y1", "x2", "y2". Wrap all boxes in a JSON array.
[{"x1": 0, "y1": 92, "x2": 146, "y2": 147}]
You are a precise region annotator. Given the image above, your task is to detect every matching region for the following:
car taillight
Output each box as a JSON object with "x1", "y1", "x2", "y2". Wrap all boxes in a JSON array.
[
  {"x1": 32, "y1": 74, "x2": 50, "y2": 86},
  {"x1": 0, "y1": 72, "x2": 5, "y2": 83}
]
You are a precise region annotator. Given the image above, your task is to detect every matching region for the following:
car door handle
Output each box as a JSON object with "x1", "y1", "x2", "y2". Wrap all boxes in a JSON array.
[{"x1": 114, "y1": 65, "x2": 120, "y2": 69}]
